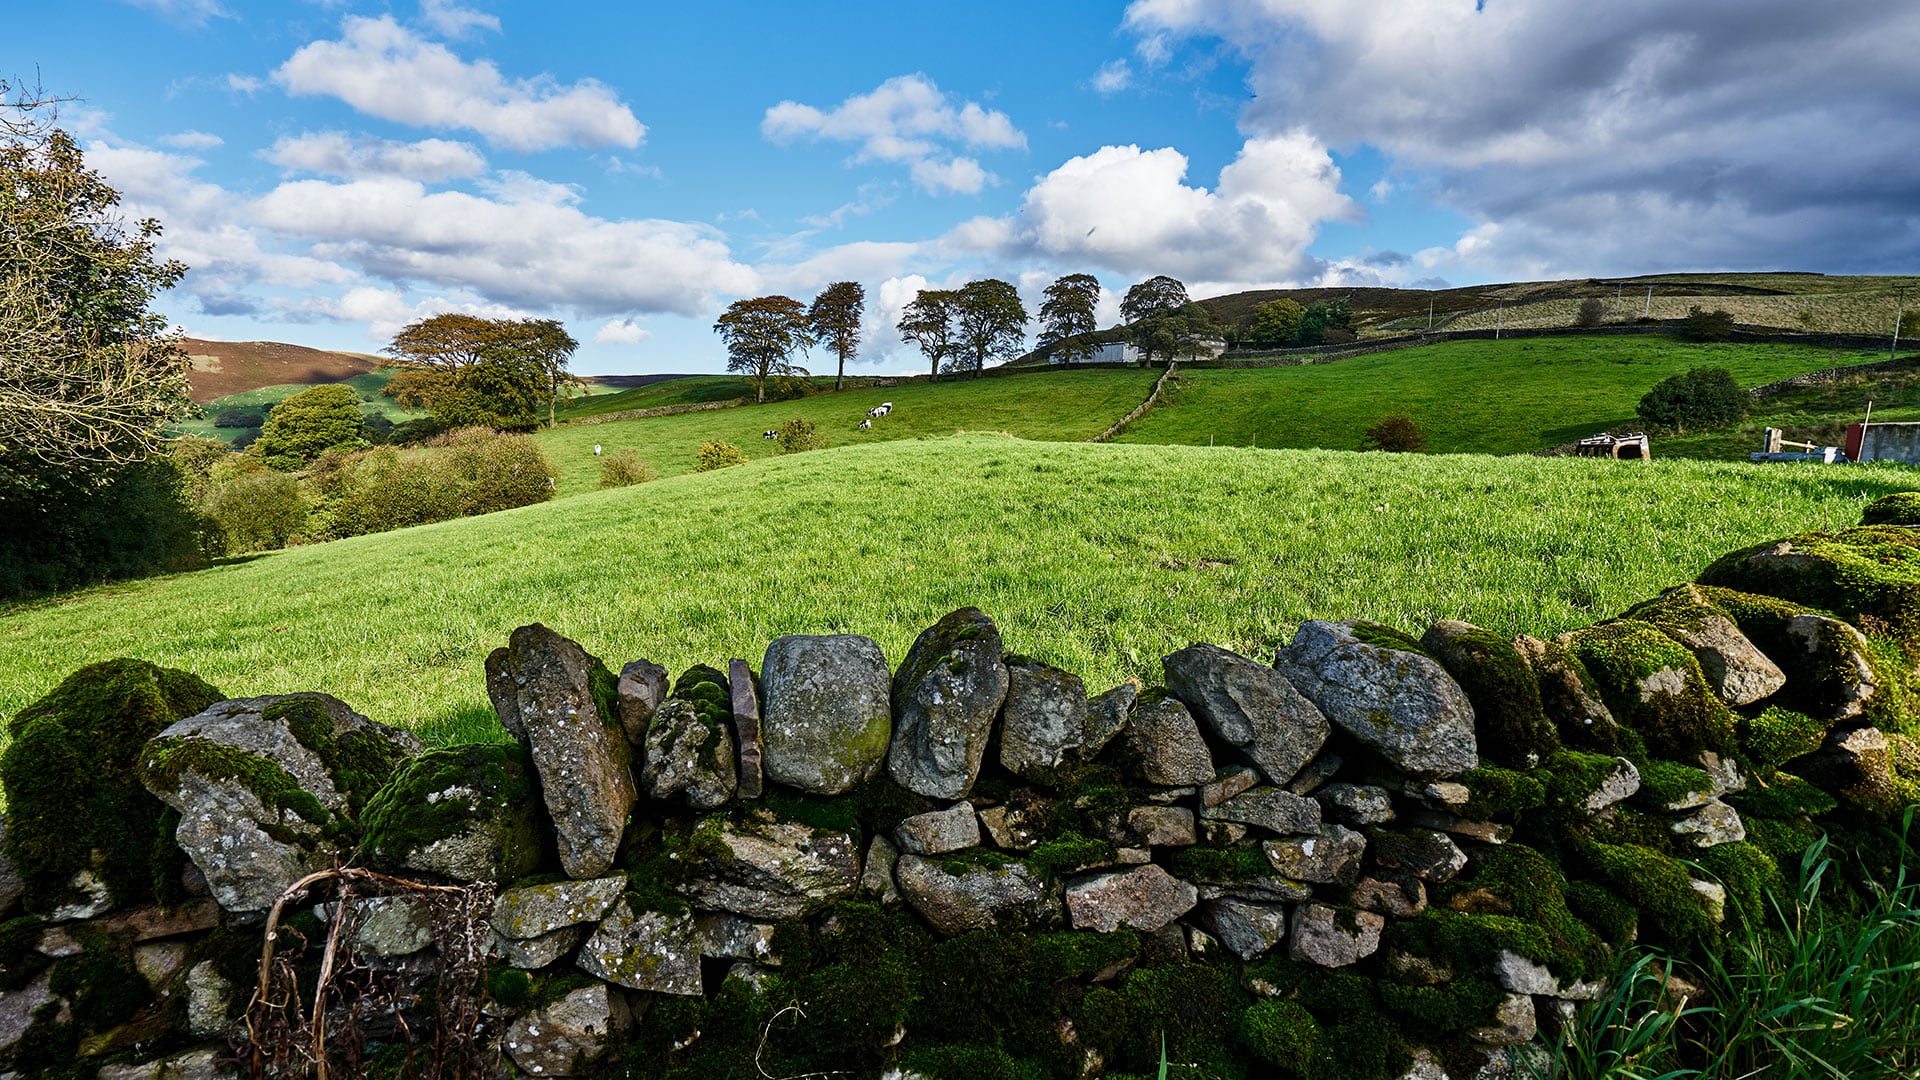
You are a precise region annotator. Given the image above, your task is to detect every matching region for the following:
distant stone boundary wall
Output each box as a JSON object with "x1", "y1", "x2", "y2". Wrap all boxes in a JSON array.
[
  {"x1": 1748, "y1": 354, "x2": 1920, "y2": 400},
  {"x1": 9, "y1": 511, "x2": 1920, "y2": 1078},
  {"x1": 1088, "y1": 363, "x2": 1180, "y2": 443},
  {"x1": 1202, "y1": 323, "x2": 1906, "y2": 371}
]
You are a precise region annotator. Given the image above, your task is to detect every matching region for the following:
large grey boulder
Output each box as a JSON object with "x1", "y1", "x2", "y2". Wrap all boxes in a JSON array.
[
  {"x1": 760, "y1": 634, "x2": 893, "y2": 795},
  {"x1": 1125, "y1": 693, "x2": 1215, "y2": 785},
  {"x1": 485, "y1": 624, "x2": 634, "y2": 879},
  {"x1": 505, "y1": 982, "x2": 630, "y2": 1077},
  {"x1": 1127, "y1": 806, "x2": 1198, "y2": 847},
  {"x1": 1673, "y1": 615, "x2": 1787, "y2": 707},
  {"x1": 1064, "y1": 865, "x2": 1197, "y2": 933},
  {"x1": 577, "y1": 904, "x2": 703, "y2": 995},
  {"x1": 679, "y1": 818, "x2": 861, "y2": 919},
  {"x1": 642, "y1": 699, "x2": 738, "y2": 811},
  {"x1": 359, "y1": 742, "x2": 545, "y2": 884},
  {"x1": 137, "y1": 693, "x2": 418, "y2": 914},
  {"x1": 1277, "y1": 621, "x2": 1478, "y2": 776},
  {"x1": 1000, "y1": 657, "x2": 1091, "y2": 781},
  {"x1": 895, "y1": 854, "x2": 1056, "y2": 934},
  {"x1": 1163, "y1": 643, "x2": 1330, "y2": 785},
  {"x1": 1199, "y1": 787, "x2": 1322, "y2": 835},
  {"x1": 888, "y1": 608, "x2": 1011, "y2": 798},
  {"x1": 1204, "y1": 898, "x2": 1289, "y2": 960}
]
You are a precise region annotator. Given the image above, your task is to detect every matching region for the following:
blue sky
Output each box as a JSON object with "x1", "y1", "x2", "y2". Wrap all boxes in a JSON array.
[{"x1": 12, "y1": 0, "x2": 1919, "y2": 374}]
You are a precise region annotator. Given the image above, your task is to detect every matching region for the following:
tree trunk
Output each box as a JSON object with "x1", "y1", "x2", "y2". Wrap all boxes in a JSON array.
[
  {"x1": 836, "y1": 351, "x2": 845, "y2": 392},
  {"x1": 930, "y1": 355, "x2": 938, "y2": 383}
]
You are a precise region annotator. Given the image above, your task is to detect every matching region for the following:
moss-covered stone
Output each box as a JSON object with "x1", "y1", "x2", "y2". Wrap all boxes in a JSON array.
[
  {"x1": 268, "y1": 695, "x2": 406, "y2": 817},
  {"x1": 1445, "y1": 843, "x2": 1609, "y2": 980},
  {"x1": 1514, "y1": 634, "x2": 1633, "y2": 755},
  {"x1": 1541, "y1": 749, "x2": 1635, "y2": 813},
  {"x1": 0, "y1": 659, "x2": 222, "y2": 914},
  {"x1": 1692, "y1": 841, "x2": 1786, "y2": 931},
  {"x1": 1025, "y1": 832, "x2": 1115, "y2": 879},
  {"x1": 1422, "y1": 621, "x2": 1559, "y2": 768},
  {"x1": 1634, "y1": 759, "x2": 1714, "y2": 810},
  {"x1": 1572, "y1": 838, "x2": 1713, "y2": 942},
  {"x1": 1561, "y1": 620, "x2": 1735, "y2": 761},
  {"x1": 1701, "y1": 586, "x2": 1908, "y2": 729},
  {"x1": 138, "y1": 735, "x2": 331, "y2": 830},
  {"x1": 1862, "y1": 491, "x2": 1920, "y2": 526},
  {"x1": 1740, "y1": 706, "x2": 1833, "y2": 771},
  {"x1": 1724, "y1": 771, "x2": 1838, "y2": 819},
  {"x1": 1456, "y1": 765, "x2": 1548, "y2": 820},
  {"x1": 1238, "y1": 998, "x2": 1320, "y2": 1076},
  {"x1": 1697, "y1": 526, "x2": 1920, "y2": 648},
  {"x1": 359, "y1": 741, "x2": 545, "y2": 882}
]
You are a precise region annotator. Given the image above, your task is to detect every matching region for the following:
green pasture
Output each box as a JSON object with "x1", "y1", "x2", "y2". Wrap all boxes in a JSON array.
[
  {"x1": 4, "y1": 435, "x2": 1907, "y2": 747},
  {"x1": 1118, "y1": 337, "x2": 1886, "y2": 453},
  {"x1": 174, "y1": 371, "x2": 428, "y2": 442},
  {"x1": 534, "y1": 368, "x2": 1160, "y2": 496},
  {"x1": 559, "y1": 375, "x2": 754, "y2": 419}
]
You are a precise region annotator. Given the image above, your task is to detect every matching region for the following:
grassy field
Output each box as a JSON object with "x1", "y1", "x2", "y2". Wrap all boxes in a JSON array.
[
  {"x1": 1118, "y1": 336, "x2": 1887, "y2": 453},
  {"x1": 1444, "y1": 282, "x2": 1917, "y2": 335},
  {"x1": 3, "y1": 435, "x2": 1908, "y2": 747},
  {"x1": 534, "y1": 368, "x2": 1160, "y2": 496},
  {"x1": 1660, "y1": 358, "x2": 1920, "y2": 460}
]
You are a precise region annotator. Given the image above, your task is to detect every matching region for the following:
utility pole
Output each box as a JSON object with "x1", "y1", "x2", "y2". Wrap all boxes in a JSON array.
[
  {"x1": 1644, "y1": 285, "x2": 1654, "y2": 319},
  {"x1": 1496, "y1": 304, "x2": 1502, "y2": 340},
  {"x1": 1427, "y1": 298, "x2": 1434, "y2": 333}
]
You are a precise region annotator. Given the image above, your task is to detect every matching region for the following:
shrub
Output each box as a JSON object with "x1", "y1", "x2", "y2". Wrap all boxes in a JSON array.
[
  {"x1": 695, "y1": 440, "x2": 750, "y2": 471},
  {"x1": 598, "y1": 449, "x2": 660, "y2": 489},
  {"x1": 1362, "y1": 415, "x2": 1428, "y2": 452},
  {"x1": 0, "y1": 455, "x2": 209, "y2": 599},
  {"x1": 776, "y1": 418, "x2": 820, "y2": 454},
  {"x1": 323, "y1": 447, "x2": 458, "y2": 538},
  {"x1": 1575, "y1": 298, "x2": 1606, "y2": 328},
  {"x1": 430, "y1": 427, "x2": 558, "y2": 515},
  {"x1": 203, "y1": 468, "x2": 308, "y2": 552},
  {"x1": 1679, "y1": 305, "x2": 1736, "y2": 342},
  {"x1": 1637, "y1": 366, "x2": 1747, "y2": 431},
  {"x1": 211, "y1": 408, "x2": 264, "y2": 429}
]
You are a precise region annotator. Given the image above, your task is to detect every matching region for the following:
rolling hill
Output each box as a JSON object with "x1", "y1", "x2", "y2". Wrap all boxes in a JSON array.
[{"x1": 180, "y1": 337, "x2": 382, "y2": 402}]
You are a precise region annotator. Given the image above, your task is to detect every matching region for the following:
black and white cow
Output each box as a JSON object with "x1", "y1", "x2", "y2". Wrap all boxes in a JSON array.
[
  {"x1": 867, "y1": 401, "x2": 893, "y2": 418},
  {"x1": 763, "y1": 429, "x2": 777, "y2": 439}
]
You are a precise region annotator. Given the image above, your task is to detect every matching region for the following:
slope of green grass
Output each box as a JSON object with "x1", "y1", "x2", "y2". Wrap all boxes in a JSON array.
[
  {"x1": 559, "y1": 375, "x2": 754, "y2": 419},
  {"x1": 4, "y1": 435, "x2": 1906, "y2": 745},
  {"x1": 1119, "y1": 337, "x2": 1886, "y2": 454},
  {"x1": 1658, "y1": 358, "x2": 1920, "y2": 460},
  {"x1": 535, "y1": 368, "x2": 1160, "y2": 496},
  {"x1": 174, "y1": 371, "x2": 429, "y2": 442}
]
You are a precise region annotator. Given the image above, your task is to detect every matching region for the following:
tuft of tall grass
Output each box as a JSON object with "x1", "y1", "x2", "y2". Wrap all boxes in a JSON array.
[{"x1": 1543, "y1": 809, "x2": 1920, "y2": 1080}]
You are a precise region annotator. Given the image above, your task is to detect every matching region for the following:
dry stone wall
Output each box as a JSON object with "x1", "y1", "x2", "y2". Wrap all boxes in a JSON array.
[{"x1": 5, "y1": 504, "x2": 1920, "y2": 1080}]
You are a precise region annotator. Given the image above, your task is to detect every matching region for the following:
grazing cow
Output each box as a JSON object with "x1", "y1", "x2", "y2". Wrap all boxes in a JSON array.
[
  {"x1": 858, "y1": 418, "x2": 872, "y2": 430},
  {"x1": 763, "y1": 429, "x2": 777, "y2": 439},
  {"x1": 867, "y1": 402, "x2": 893, "y2": 418}
]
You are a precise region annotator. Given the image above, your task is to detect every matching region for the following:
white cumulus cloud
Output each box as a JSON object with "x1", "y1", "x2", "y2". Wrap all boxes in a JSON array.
[
  {"x1": 1092, "y1": 60, "x2": 1134, "y2": 95},
  {"x1": 420, "y1": 0, "x2": 500, "y2": 39},
  {"x1": 963, "y1": 131, "x2": 1357, "y2": 289},
  {"x1": 266, "y1": 132, "x2": 488, "y2": 183},
  {"x1": 273, "y1": 15, "x2": 645, "y2": 152},
  {"x1": 595, "y1": 318, "x2": 652, "y2": 345},
  {"x1": 158, "y1": 130, "x2": 224, "y2": 150},
  {"x1": 763, "y1": 74, "x2": 1025, "y2": 195}
]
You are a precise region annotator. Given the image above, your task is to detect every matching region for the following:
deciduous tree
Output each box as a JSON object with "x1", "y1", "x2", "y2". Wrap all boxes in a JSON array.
[
  {"x1": 382, "y1": 315, "x2": 581, "y2": 430},
  {"x1": 714, "y1": 295, "x2": 812, "y2": 403},
  {"x1": 246, "y1": 384, "x2": 368, "y2": 470},
  {"x1": 953, "y1": 278, "x2": 1028, "y2": 377},
  {"x1": 898, "y1": 288, "x2": 960, "y2": 383},
  {"x1": 1244, "y1": 298, "x2": 1305, "y2": 348},
  {"x1": 808, "y1": 281, "x2": 865, "y2": 391},
  {"x1": 1121, "y1": 275, "x2": 1192, "y2": 366},
  {"x1": 1037, "y1": 273, "x2": 1101, "y2": 362}
]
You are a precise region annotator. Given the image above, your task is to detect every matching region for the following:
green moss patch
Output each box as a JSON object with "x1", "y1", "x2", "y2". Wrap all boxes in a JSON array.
[
  {"x1": 138, "y1": 736, "x2": 331, "y2": 832},
  {"x1": 0, "y1": 659, "x2": 222, "y2": 914},
  {"x1": 1740, "y1": 706, "x2": 1832, "y2": 771},
  {"x1": 1563, "y1": 620, "x2": 1735, "y2": 761},
  {"x1": 1634, "y1": 759, "x2": 1713, "y2": 809},
  {"x1": 1861, "y1": 491, "x2": 1920, "y2": 526},
  {"x1": 1725, "y1": 771, "x2": 1838, "y2": 819},
  {"x1": 1456, "y1": 765, "x2": 1547, "y2": 820},
  {"x1": 267, "y1": 696, "x2": 408, "y2": 817},
  {"x1": 358, "y1": 741, "x2": 542, "y2": 878},
  {"x1": 1026, "y1": 832, "x2": 1115, "y2": 879},
  {"x1": 1698, "y1": 526, "x2": 1920, "y2": 648},
  {"x1": 1573, "y1": 838, "x2": 1713, "y2": 942},
  {"x1": 1422, "y1": 622, "x2": 1559, "y2": 768}
]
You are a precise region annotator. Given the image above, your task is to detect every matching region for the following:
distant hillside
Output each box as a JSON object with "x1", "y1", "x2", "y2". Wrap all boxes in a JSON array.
[{"x1": 180, "y1": 338, "x2": 382, "y2": 402}]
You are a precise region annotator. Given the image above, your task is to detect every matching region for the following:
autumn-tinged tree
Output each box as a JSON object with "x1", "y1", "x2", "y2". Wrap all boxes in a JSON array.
[
  {"x1": 715, "y1": 295, "x2": 813, "y2": 403},
  {"x1": 952, "y1": 278, "x2": 1028, "y2": 377},
  {"x1": 1244, "y1": 298, "x2": 1305, "y2": 348},
  {"x1": 382, "y1": 314, "x2": 581, "y2": 431},
  {"x1": 1037, "y1": 273, "x2": 1100, "y2": 362},
  {"x1": 808, "y1": 281, "x2": 864, "y2": 391},
  {"x1": 2, "y1": 80, "x2": 203, "y2": 597},
  {"x1": 898, "y1": 288, "x2": 960, "y2": 383},
  {"x1": 1, "y1": 80, "x2": 191, "y2": 488},
  {"x1": 1121, "y1": 275, "x2": 1193, "y2": 365}
]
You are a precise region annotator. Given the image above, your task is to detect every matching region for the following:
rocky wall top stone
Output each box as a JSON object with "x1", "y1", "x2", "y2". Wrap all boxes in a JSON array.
[
  {"x1": 1278, "y1": 621, "x2": 1478, "y2": 776},
  {"x1": 1163, "y1": 643, "x2": 1330, "y2": 786},
  {"x1": 485, "y1": 624, "x2": 634, "y2": 879},
  {"x1": 888, "y1": 608, "x2": 1011, "y2": 798},
  {"x1": 760, "y1": 634, "x2": 892, "y2": 795},
  {"x1": 679, "y1": 817, "x2": 861, "y2": 920},
  {"x1": 999, "y1": 657, "x2": 1091, "y2": 782}
]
